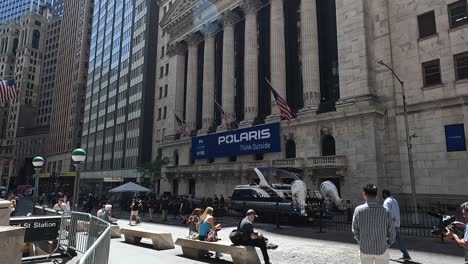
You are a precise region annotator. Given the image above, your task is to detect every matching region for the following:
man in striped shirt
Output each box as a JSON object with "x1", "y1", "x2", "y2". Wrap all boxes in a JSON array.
[{"x1": 352, "y1": 184, "x2": 396, "y2": 264}]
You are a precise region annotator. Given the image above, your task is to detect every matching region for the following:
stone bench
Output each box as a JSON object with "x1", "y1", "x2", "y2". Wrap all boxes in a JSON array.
[
  {"x1": 175, "y1": 238, "x2": 260, "y2": 264},
  {"x1": 110, "y1": 225, "x2": 121, "y2": 238},
  {"x1": 120, "y1": 227, "x2": 174, "y2": 250}
]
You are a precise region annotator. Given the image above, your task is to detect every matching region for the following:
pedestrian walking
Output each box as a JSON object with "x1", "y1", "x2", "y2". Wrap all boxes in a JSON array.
[
  {"x1": 238, "y1": 209, "x2": 278, "y2": 264},
  {"x1": 352, "y1": 184, "x2": 395, "y2": 264},
  {"x1": 382, "y1": 189, "x2": 411, "y2": 261},
  {"x1": 129, "y1": 198, "x2": 142, "y2": 225},
  {"x1": 148, "y1": 196, "x2": 156, "y2": 222},
  {"x1": 213, "y1": 194, "x2": 219, "y2": 209},
  {"x1": 180, "y1": 195, "x2": 191, "y2": 223},
  {"x1": 160, "y1": 194, "x2": 169, "y2": 221},
  {"x1": 220, "y1": 194, "x2": 225, "y2": 209}
]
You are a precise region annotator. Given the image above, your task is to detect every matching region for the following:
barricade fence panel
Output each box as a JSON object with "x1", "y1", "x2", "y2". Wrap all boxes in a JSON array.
[{"x1": 222, "y1": 201, "x2": 463, "y2": 238}]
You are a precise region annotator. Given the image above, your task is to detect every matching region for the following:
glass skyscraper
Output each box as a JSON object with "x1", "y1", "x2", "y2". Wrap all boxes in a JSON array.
[
  {"x1": 0, "y1": 0, "x2": 52, "y2": 24},
  {"x1": 80, "y1": 0, "x2": 158, "y2": 191}
]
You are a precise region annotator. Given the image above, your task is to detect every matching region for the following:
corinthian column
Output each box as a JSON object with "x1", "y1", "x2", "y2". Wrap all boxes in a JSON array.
[
  {"x1": 185, "y1": 33, "x2": 203, "y2": 132},
  {"x1": 242, "y1": 0, "x2": 262, "y2": 124},
  {"x1": 300, "y1": 0, "x2": 321, "y2": 112},
  {"x1": 270, "y1": 0, "x2": 287, "y2": 117},
  {"x1": 220, "y1": 11, "x2": 240, "y2": 129},
  {"x1": 201, "y1": 25, "x2": 217, "y2": 132},
  {"x1": 168, "y1": 42, "x2": 187, "y2": 133}
]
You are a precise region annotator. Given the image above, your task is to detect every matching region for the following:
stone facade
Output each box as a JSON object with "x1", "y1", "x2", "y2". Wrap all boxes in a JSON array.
[
  {"x1": 0, "y1": 9, "x2": 60, "y2": 187},
  {"x1": 153, "y1": 0, "x2": 468, "y2": 205}
]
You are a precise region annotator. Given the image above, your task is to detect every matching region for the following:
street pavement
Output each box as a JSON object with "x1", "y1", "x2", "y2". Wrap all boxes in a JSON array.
[{"x1": 109, "y1": 213, "x2": 464, "y2": 264}]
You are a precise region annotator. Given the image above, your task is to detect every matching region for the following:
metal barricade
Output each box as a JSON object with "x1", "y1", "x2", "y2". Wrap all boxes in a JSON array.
[{"x1": 52, "y1": 211, "x2": 111, "y2": 264}]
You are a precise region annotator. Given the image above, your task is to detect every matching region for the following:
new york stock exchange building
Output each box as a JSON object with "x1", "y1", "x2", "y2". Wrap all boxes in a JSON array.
[{"x1": 154, "y1": 0, "x2": 468, "y2": 205}]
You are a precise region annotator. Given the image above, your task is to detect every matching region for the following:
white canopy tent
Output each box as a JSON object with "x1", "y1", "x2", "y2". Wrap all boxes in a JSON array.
[{"x1": 108, "y1": 182, "x2": 151, "y2": 193}]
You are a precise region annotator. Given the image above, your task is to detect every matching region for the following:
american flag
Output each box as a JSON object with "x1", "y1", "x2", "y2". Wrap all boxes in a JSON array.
[
  {"x1": 174, "y1": 114, "x2": 190, "y2": 137},
  {"x1": 215, "y1": 100, "x2": 236, "y2": 130},
  {"x1": 0, "y1": 79, "x2": 17, "y2": 103},
  {"x1": 266, "y1": 78, "x2": 293, "y2": 123}
]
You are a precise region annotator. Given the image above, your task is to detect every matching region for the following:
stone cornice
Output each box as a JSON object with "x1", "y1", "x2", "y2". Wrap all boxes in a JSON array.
[
  {"x1": 161, "y1": 0, "x2": 243, "y2": 44},
  {"x1": 167, "y1": 42, "x2": 187, "y2": 57},
  {"x1": 185, "y1": 32, "x2": 203, "y2": 46}
]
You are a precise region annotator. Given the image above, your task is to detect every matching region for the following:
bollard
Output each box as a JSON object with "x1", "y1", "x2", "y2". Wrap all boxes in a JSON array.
[
  {"x1": 275, "y1": 202, "x2": 280, "y2": 229},
  {"x1": 0, "y1": 200, "x2": 12, "y2": 226}
]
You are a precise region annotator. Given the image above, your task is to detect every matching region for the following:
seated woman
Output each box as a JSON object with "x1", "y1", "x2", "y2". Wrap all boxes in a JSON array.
[
  {"x1": 197, "y1": 207, "x2": 222, "y2": 258},
  {"x1": 102, "y1": 204, "x2": 118, "y2": 224}
]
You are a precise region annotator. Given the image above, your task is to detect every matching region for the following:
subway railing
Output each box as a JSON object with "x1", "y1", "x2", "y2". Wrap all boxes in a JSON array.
[{"x1": 33, "y1": 206, "x2": 111, "y2": 263}]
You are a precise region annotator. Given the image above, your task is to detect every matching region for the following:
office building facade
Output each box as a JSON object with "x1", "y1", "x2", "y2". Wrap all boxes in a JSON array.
[
  {"x1": 80, "y1": 0, "x2": 158, "y2": 196},
  {"x1": 45, "y1": 0, "x2": 93, "y2": 195},
  {"x1": 0, "y1": 8, "x2": 61, "y2": 187},
  {"x1": 0, "y1": 0, "x2": 52, "y2": 25}
]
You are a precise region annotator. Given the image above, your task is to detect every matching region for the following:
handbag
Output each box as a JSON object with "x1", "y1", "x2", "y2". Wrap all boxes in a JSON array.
[
  {"x1": 229, "y1": 220, "x2": 243, "y2": 245},
  {"x1": 207, "y1": 230, "x2": 218, "y2": 242}
]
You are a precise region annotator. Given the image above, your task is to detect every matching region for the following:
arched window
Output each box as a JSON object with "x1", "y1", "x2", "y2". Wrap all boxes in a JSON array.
[
  {"x1": 322, "y1": 135, "x2": 336, "y2": 156},
  {"x1": 285, "y1": 139, "x2": 296, "y2": 159},
  {"x1": 173, "y1": 150, "x2": 179, "y2": 166},
  {"x1": 32, "y1": 29, "x2": 40, "y2": 49}
]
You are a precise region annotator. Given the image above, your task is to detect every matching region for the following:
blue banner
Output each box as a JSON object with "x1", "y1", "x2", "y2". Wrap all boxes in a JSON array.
[
  {"x1": 445, "y1": 124, "x2": 466, "y2": 152},
  {"x1": 192, "y1": 123, "x2": 281, "y2": 159}
]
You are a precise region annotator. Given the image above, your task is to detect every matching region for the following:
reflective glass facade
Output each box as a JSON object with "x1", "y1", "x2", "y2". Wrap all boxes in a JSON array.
[
  {"x1": 82, "y1": 0, "x2": 158, "y2": 172},
  {"x1": 0, "y1": 0, "x2": 52, "y2": 24}
]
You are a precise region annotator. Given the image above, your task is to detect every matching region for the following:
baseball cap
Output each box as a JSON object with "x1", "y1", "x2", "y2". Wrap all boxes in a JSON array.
[{"x1": 246, "y1": 209, "x2": 258, "y2": 218}]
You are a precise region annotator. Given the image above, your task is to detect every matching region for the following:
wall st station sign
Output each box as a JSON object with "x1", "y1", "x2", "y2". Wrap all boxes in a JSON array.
[
  {"x1": 10, "y1": 216, "x2": 61, "y2": 242},
  {"x1": 192, "y1": 123, "x2": 281, "y2": 159}
]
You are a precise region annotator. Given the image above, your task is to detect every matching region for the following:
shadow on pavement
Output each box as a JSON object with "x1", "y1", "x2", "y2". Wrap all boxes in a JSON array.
[
  {"x1": 390, "y1": 259, "x2": 423, "y2": 264},
  {"x1": 175, "y1": 254, "x2": 233, "y2": 264},
  {"x1": 258, "y1": 225, "x2": 463, "y2": 258}
]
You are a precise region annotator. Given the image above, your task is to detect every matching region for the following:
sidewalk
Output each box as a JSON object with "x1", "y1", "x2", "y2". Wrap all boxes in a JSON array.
[{"x1": 109, "y1": 214, "x2": 463, "y2": 264}]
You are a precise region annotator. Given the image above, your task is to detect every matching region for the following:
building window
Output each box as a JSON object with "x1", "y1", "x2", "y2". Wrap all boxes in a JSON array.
[
  {"x1": 158, "y1": 108, "x2": 161, "y2": 120},
  {"x1": 32, "y1": 29, "x2": 40, "y2": 49},
  {"x1": 322, "y1": 135, "x2": 336, "y2": 156},
  {"x1": 161, "y1": 46, "x2": 165, "y2": 58},
  {"x1": 164, "y1": 85, "x2": 168, "y2": 97},
  {"x1": 285, "y1": 140, "x2": 296, "y2": 159},
  {"x1": 417, "y1": 11, "x2": 437, "y2": 39},
  {"x1": 159, "y1": 86, "x2": 162, "y2": 98},
  {"x1": 163, "y1": 106, "x2": 167, "y2": 119},
  {"x1": 159, "y1": 66, "x2": 164, "y2": 78},
  {"x1": 165, "y1": 63, "x2": 169, "y2": 76},
  {"x1": 448, "y1": 0, "x2": 468, "y2": 29},
  {"x1": 454, "y1": 51, "x2": 468, "y2": 80},
  {"x1": 422, "y1": 59, "x2": 442, "y2": 87}
]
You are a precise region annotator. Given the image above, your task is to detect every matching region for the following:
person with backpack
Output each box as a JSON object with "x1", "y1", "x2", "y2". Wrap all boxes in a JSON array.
[{"x1": 237, "y1": 209, "x2": 278, "y2": 264}]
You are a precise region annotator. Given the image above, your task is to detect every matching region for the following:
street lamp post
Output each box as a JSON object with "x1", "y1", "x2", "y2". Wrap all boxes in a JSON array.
[
  {"x1": 72, "y1": 149, "x2": 86, "y2": 210},
  {"x1": 378, "y1": 60, "x2": 418, "y2": 217},
  {"x1": 32, "y1": 156, "x2": 44, "y2": 209}
]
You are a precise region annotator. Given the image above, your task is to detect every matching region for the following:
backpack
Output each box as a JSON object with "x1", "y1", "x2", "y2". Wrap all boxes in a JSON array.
[{"x1": 229, "y1": 220, "x2": 243, "y2": 245}]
